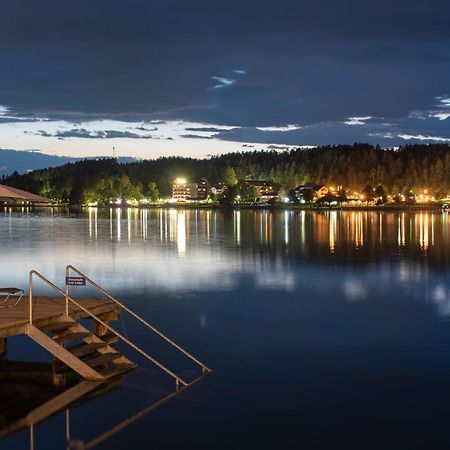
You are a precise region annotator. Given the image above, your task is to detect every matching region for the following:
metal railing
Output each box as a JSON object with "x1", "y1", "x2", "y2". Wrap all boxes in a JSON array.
[
  {"x1": 65, "y1": 265, "x2": 211, "y2": 374},
  {"x1": 28, "y1": 270, "x2": 188, "y2": 387}
]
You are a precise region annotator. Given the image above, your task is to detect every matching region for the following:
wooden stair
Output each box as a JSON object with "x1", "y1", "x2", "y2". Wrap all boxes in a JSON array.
[{"x1": 25, "y1": 315, "x2": 136, "y2": 382}]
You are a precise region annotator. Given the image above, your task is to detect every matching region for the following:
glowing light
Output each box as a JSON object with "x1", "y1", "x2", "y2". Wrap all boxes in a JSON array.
[{"x1": 175, "y1": 178, "x2": 186, "y2": 184}]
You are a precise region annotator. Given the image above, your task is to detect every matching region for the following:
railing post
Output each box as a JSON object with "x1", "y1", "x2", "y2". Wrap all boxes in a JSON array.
[
  {"x1": 29, "y1": 271, "x2": 33, "y2": 324},
  {"x1": 65, "y1": 266, "x2": 70, "y2": 315}
]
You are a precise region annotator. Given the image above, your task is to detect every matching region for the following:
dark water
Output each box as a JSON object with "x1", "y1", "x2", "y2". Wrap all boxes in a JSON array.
[{"x1": 2, "y1": 207, "x2": 450, "y2": 449}]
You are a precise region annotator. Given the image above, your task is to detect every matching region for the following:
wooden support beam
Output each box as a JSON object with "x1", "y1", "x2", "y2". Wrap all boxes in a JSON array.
[
  {"x1": 25, "y1": 325, "x2": 106, "y2": 382},
  {"x1": 0, "y1": 338, "x2": 7, "y2": 361}
]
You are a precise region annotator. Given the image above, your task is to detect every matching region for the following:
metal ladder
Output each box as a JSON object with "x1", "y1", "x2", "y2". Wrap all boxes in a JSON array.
[{"x1": 27, "y1": 267, "x2": 211, "y2": 387}]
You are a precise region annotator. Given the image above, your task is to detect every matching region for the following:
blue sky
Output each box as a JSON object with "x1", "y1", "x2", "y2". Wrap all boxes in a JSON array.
[{"x1": 0, "y1": 0, "x2": 449, "y2": 158}]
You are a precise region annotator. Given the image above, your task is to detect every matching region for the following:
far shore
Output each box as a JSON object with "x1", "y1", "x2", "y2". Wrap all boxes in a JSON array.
[{"x1": 2, "y1": 203, "x2": 447, "y2": 212}]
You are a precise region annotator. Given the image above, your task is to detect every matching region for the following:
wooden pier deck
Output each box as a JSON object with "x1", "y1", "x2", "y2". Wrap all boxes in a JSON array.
[{"x1": 0, "y1": 296, "x2": 121, "y2": 338}]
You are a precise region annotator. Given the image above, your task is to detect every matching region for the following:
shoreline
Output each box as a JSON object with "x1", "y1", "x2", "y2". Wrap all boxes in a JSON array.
[{"x1": 2, "y1": 203, "x2": 445, "y2": 212}]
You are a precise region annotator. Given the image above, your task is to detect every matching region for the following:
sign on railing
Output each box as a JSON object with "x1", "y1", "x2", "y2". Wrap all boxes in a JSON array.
[{"x1": 66, "y1": 276, "x2": 86, "y2": 286}]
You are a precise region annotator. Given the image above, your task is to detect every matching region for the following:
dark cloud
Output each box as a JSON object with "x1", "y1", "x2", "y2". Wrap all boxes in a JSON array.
[
  {"x1": 135, "y1": 126, "x2": 158, "y2": 132},
  {"x1": 32, "y1": 128, "x2": 155, "y2": 139},
  {"x1": 215, "y1": 116, "x2": 450, "y2": 147},
  {"x1": 180, "y1": 134, "x2": 214, "y2": 140},
  {"x1": 266, "y1": 145, "x2": 291, "y2": 150},
  {"x1": 184, "y1": 127, "x2": 234, "y2": 133},
  {"x1": 0, "y1": 117, "x2": 39, "y2": 124},
  {"x1": 0, "y1": 0, "x2": 449, "y2": 140}
]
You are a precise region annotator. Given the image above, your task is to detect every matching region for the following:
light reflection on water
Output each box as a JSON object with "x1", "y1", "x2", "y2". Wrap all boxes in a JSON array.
[{"x1": 1, "y1": 208, "x2": 450, "y2": 296}]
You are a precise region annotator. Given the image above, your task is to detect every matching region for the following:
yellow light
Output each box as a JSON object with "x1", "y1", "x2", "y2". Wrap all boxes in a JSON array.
[
  {"x1": 424, "y1": 189, "x2": 428, "y2": 194},
  {"x1": 175, "y1": 178, "x2": 186, "y2": 184}
]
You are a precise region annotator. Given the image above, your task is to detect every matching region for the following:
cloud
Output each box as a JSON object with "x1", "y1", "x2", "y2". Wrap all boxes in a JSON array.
[
  {"x1": 256, "y1": 125, "x2": 301, "y2": 131},
  {"x1": 31, "y1": 128, "x2": 156, "y2": 139},
  {"x1": 398, "y1": 134, "x2": 450, "y2": 143},
  {"x1": 211, "y1": 76, "x2": 236, "y2": 89},
  {"x1": 0, "y1": 0, "x2": 449, "y2": 146},
  {"x1": 433, "y1": 113, "x2": 450, "y2": 120},
  {"x1": 180, "y1": 134, "x2": 214, "y2": 139},
  {"x1": 184, "y1": 126, "x2": 234, "y2": 133},
  {"x1": 344, "y1": 116, "x2": 373, "y2": 125},
  {"x1": 266, "y1": 144, "x2": 290, "y2": 150},
  {"x1": 135, "y1": 126, "x2": 158, "y2": 132},
  {"x1": 213, "y1": 114, "x2": 450, "y2": 147}
]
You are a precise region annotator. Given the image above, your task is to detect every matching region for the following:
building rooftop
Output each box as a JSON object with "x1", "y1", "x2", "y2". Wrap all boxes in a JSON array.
[{"x1": 0, "y1": 184, "x2": 52, "y2": 203}]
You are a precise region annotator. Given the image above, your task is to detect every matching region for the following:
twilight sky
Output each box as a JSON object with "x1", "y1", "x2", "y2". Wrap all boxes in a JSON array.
[{"x1": 0, "y1": 0, "x2": 449, "y2": 158}]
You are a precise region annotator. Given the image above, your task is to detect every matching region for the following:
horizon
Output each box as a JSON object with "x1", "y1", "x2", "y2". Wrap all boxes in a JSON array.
[{"x1": 0, "y1": 0, "x2": 449, "y2": 159}]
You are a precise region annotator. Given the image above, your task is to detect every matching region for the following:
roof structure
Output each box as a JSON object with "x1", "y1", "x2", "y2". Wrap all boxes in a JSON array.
[{"x1": 0, "y1": 184, "x2": 52, "y2": 203}]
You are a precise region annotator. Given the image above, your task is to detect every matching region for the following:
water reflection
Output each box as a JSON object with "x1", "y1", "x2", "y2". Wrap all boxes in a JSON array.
[
  {"x1": 3, "y1": 207, "x2": 450, "y2": 449},
  {"x1": 3, "y1": 207, "x2": 450, "y2": 308},
  {"x1": 6, "y1": 208, "x2": 450, "y2": 256}
]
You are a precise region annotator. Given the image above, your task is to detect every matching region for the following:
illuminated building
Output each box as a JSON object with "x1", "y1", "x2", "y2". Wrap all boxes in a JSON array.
[
  {"x1": 172, "y1": 179, "x2": 207, "y2": 201},
  {"x1": 293, "y1": 184, "x2": 328, "y2": 202},
  {"x1": 246, "y1": 180, "x2": 279, "y2": 202}
]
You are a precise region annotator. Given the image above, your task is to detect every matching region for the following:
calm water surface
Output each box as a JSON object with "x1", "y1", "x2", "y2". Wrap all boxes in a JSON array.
[{"x1": 2, "y1": 208, "x2": 450, "y2": 449}]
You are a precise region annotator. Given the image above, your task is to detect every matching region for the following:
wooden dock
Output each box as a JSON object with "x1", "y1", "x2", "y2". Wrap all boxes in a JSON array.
[
  {"x1": 0, "y1": 294, "x2": 136, "y2": 383},
  {"x1": 0, "y1": 266, "x2": 209, "y2": 390},
  {"x1": 0, "y1": 296, "x2": 121, "y2": 338}
]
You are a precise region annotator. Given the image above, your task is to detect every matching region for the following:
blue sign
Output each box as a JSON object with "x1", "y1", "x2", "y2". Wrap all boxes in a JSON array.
[{"x1": 66, "y1": 276, "x2": 86, "y2": 286}]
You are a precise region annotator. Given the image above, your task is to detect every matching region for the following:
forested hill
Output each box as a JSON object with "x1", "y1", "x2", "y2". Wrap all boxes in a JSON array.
[{"x1": 2, "y1": 143, "x2": 450, "y2": 203}]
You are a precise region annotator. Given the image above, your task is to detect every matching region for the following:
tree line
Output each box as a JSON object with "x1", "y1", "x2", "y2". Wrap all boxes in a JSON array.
[{"x1": 2, "y1": 143, "x2": 450, "y2": 204}]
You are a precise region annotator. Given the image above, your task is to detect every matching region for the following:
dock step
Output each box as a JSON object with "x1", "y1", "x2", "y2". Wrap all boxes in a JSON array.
[
  {"x1": 97, "y1": 363, "x2": 137, "y2": 380},
  {"x1": 54, "y1": 331, "x2": 91, "y2": 345},
  {"x1": 25, "y1": 315, "x2": 137, "y2": 383},
  {"x1": 69, "y1": 342, "x2": 108, "y2": 358},
  {"x1": 81, "y1": 352, "x2": 122, "y2": 368},
  {"x1": 39, "y1": 321, "x2": 76, "y2": 334},
  {"x1": 98, "y1": 332, "x2": 119, "y2": 345}
]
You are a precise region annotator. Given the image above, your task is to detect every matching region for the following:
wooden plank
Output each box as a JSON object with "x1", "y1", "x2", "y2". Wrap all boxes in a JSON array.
[
  {"x1": 69, "y1": 342, "x2": 107, "y2": 358},
  {"x1": 25, "y1": 325, "x2": 106, "y2": 382},
  {"x1": 53, "y1": 331, "x2": 90, "y2": 345},
  {"x1": 81, "y1": 353, "x2": 121, "y2": 368},
  {"x1": 97, "y1": 364, "x2": 136, "y2": 380},
  {"x1": 39, "y1": 321, "x2": 76, "y2": 334}
]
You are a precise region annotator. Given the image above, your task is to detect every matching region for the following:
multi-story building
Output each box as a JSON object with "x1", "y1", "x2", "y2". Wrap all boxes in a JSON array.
[
  {"x1": 294, "y1": 184, "x2": 328, "y2": 202},
  {"x1": 246, "y1": 180, "x2": 279, "y2": 202},
  {"x1": 172, "y1": 179, "x2": 208, "y2": 201}
]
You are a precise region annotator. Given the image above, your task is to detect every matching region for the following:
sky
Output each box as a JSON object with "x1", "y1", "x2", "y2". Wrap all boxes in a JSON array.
[{"x1": 0, "y1": 0, "x2": 449, "y2": 159}]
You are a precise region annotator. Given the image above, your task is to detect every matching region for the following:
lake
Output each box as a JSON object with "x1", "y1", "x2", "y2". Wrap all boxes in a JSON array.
[{"x1": 1, "y1": 207, "x2": 450, "y2": 449}]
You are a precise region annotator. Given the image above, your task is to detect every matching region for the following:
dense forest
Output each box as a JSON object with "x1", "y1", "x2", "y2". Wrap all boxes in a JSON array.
[{"x1": 2, "y1": 143, "x2": 450, "y2": 204}]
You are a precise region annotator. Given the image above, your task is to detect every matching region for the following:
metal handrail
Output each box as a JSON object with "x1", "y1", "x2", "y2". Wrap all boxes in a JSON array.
[
  {"x1": 28, "y1": 270, "x2": 188, "y2": 387},
  {"x1": 66, "y1": 265, "x2": 212, "y2": 374},
  {"x1": 79, "y1": 372, "x2": 208, "y2": 450}
]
